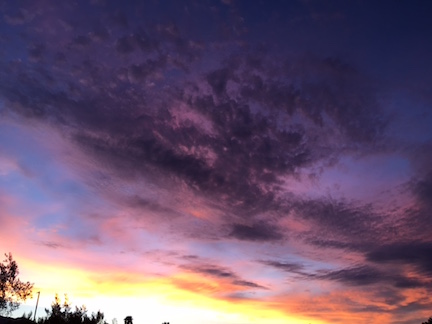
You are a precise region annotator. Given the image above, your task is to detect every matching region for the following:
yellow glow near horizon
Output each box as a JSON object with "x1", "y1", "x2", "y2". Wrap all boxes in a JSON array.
[{"x1": 16, "y1": 257, "x2": 326, "y2": 324}]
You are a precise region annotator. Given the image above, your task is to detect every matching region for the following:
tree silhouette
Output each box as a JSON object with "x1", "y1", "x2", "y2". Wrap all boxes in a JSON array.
[
  {"x1": 38, "y1": 294, "x2": 106, "y2": 324},
  {"x1": 422, "y1": 317, "x2": 432, "y2": 324},
  {"x1": 0, "y1": 253, "x2": 34, "y2": 315}
]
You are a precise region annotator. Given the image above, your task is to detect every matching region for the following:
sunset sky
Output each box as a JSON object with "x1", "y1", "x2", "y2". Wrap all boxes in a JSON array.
[{"x1": 1, "y1": 1, "x2": 432, "y2": 323}]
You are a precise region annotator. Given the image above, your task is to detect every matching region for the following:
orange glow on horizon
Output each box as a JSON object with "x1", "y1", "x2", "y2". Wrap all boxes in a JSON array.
[{"x1": 15, "y1": 256, "x2": 327, "y2": 324}]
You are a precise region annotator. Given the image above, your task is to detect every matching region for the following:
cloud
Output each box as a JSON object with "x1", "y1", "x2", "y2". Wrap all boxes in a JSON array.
[
  {"x1": 366, "y1": 242, "x2": 432, "y2": 276},
  {"x1": 189, "y1": 265, "x2": 236, "y2": 278},
  {"x1": 114, "y1": 31, "x2": 160, "y2": 54},
  {"x1": 260, "y1": 260, "x2": 305, "y2": 274},
  {"x1": 39, "y1": 241, "x2": 69, "y2": 250},
  {"x1": 206, "y1": 68, "x2": 231, "y2": 96},
  {"x1": 414, "y1": 171, "x2": 432, "y2": 207},
  {"x1": 3, "y1": 8, "x2": 35, "y2": 25},
  {"x1": 263, "y1": 258, "x2": 428, "y2": 290},
  {"x1": 228, "y1": 222, "x2": 283, "y2": 242},
  {"x1": 181, "y1": 263, "x2": 267, "y2": 290},
  {"x1": 293, "y1": 198, "x2": 383, "y2": 247},
  {"x1": 319, "y1": 265, "x2": 424, "y2": 288},
  {"x1": 0, "y1": 4, "x2": 388, "y2": 228},
  {"x1": 2, "y1": 54, "x2": 381, "y2": 250}
]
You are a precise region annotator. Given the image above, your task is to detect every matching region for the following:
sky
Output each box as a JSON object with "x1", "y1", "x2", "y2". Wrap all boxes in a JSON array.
[{"x1": 1, "y1": 0, "x2": 432, "y2": 323}]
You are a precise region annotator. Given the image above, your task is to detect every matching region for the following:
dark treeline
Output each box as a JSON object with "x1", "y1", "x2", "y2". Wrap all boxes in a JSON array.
[{"x1": 34, "y1": 295, "x2": 106, "y2": 324}]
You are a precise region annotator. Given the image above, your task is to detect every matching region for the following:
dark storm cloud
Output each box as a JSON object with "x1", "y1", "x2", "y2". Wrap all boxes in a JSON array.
[
  {"x1": 300, "y1": 159, "x2": 432, "y2": 252},
  {"x1": 115, "y1": 31, "x2": 159, "y2": 54},
  {"x1": 296, "y1": 57, "x2": 386, "y2": 143},
  {"x1": 294, "y1": 199, "x2": 382, "y2": 244},
  {"x1": 374, "y1": 287, "x2": 407, "y2": 306},
  {"x1": 128, "y1": 58, "x2": 167, "y2": 82},
  {"x1": 3, "y1": 7, "x2": 34, "y2": 25},
  {"x1": 395, "y1": 146, "x2": 432, "y2": 241},
  {"x1": 181, "y1": 263, "x2": 267, "y2": 289},
  {"x1": 189, "y1": 265, "x2": 235, "y2": 278},
  {"x1": 223, "y1": 292, "x2": 257, "y2": 300},
  {"x1": 39, "y1": 241, "x2": 68, "y2": 249},
  {"x1": 231, "y1": 280, "x2": 265, "y2": 289},
  {"x1": 320, "y1": 265, "x2": 424, "y2": 288},
  {"x1": 206, "y1": 53, "x2": 387, "y2": 144},
  {"x1": 412, "y1": 170, "x2": 432, "y2": 211},
  {"x1": 307, "y1": 239, "x2": 364, "y2": 251},
  {"x1": 126, "y1": 195, "x2": 181, "y2": 217},
  {"x1": 0, "y1": 1, "x2": 389, "y2": 235},
  {"x1": 263, "y1": 260, "x2": 427, "y2": 289},
  {"x1": 367, "y1": 241, "x2": 432, "y2": 276},
  {"x1": 206, "y1": 68, "x2": 231, "y2": 96},
  {"x1": 71, "y1": 35, "x2": 92, "y2": 48},
  {"x1": 228, "y1": 222, "x2": 283, "y2": 242},
  {"x1": 173, "y1": 51, "x2": 387, "y2": 219},
  {"x1": 28, "y1": 43, "x2": 45, "y2": 62},
  {"x1": 183, "y1": 89, "x2": 310, "y2": 215},
  {"x1": 260, "y1": 260, "x2": 305, "y2": 274},
  {"x1": 115, "y1": 35, "x2": 136, "y2": 54},
  {"x1": 393, "y1": 300, "x2": 432, "y2": 314}
]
